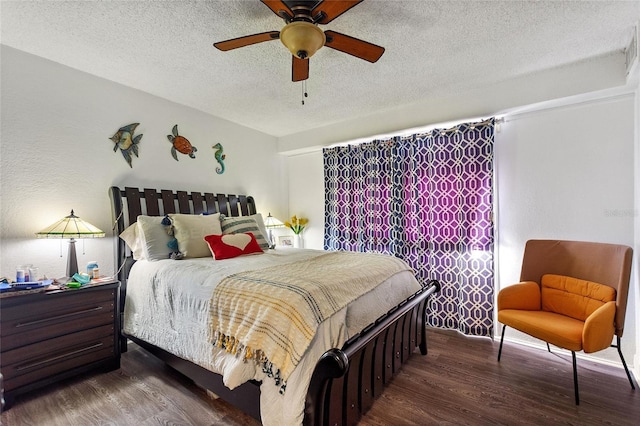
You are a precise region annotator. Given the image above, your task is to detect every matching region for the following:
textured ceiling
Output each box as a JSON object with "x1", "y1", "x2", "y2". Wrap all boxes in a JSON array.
[{"x1": 2, "y1": 1, "x2": 639, "y2": 137}]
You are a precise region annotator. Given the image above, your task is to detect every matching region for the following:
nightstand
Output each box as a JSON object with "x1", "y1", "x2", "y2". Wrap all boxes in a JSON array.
[{"x1": 0, "y1": 279, "x2": 120, "y2": 409}]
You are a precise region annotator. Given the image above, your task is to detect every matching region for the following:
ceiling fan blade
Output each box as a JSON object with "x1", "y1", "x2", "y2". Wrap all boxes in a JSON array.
[
  {"x1": 314, "y1": 0, "x2": 363, "y2": 24},
  {"x1": 261, "y1": 0, "x2": 293, "y2": 20},
  {"x1": 324, "y1": 30, "x2": 384, "y2": 63},
  {"x1": 213, "y1": 31, "x2": 280, "y2": 51},
  {"x1": 292, "y1": 55, "x2": 309, "y2": 82}
]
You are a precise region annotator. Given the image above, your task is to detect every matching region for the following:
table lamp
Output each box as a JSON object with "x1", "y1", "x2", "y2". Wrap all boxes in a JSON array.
[
  {"x1": 263, "y1": 212, "x2": 284, "y2": 247},
  {"x1": 36, "y1": 209, "x2": 105, "y2": 279}
]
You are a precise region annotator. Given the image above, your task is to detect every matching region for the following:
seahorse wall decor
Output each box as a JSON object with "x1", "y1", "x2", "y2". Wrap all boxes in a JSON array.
[{"x1": 212, "y1": 143, "x2": 225, "y2": 174}]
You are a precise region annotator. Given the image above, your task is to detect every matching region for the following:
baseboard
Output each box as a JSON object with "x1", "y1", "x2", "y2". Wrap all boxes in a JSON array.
[{"x1": 503, "y1": 335, "x2": 629, "y2": 370}]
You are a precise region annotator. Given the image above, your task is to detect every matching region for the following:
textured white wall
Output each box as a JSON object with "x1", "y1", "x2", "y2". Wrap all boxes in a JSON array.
[
  {"x1": 285, "y1": 152, "x2": 325, "y2": 250},
  {"x1": 0, "y1": 46, "x2": 286, "y2": 280}
]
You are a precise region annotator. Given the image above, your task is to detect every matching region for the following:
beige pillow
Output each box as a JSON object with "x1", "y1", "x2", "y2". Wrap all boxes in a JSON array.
[
  {"x1": 170, "y1": 213, "x2": 222, "y2": 258},
  {"x1": 119, "y1": 223, "x2": 144, "y2": 260}
]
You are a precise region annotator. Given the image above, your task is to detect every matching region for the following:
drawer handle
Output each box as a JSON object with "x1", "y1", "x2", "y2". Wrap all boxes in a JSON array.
[
  {"x1": 16, "y1": 306, "x2": 104, "y2": 328},
  {"x1": 15, "y1": 342, "x2": 104, "y2": 371}
]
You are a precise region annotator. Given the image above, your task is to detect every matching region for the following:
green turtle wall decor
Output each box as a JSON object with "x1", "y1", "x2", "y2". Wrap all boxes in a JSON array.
[
  {"x1": 212, "y1": 143, "x2": 225, "y2": 174},
  {"x1": 167, "y1": 124, "x2": 197, "y2": 161},
  {"x1": 110, "y1": 123, "x2": 142, "y2": 168}
]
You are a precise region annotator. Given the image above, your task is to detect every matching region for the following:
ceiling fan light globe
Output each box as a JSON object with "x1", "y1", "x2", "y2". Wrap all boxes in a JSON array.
[{"x1": 280, "y1": 21, "x2": 325, "y2": 59}]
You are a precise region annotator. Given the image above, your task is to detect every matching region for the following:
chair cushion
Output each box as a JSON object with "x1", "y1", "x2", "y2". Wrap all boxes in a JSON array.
[
  {"x1": 541, "y1": 274, "x2": 616, "y2": 321},
  {"x1": 498, "y1": 309, "x2": 584, "y2": 351}
]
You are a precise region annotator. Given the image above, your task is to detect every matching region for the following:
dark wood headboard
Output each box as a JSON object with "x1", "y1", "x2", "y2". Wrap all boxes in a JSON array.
[{"x1": 109, "y1": 186, "x2": 257, "y2": 284}]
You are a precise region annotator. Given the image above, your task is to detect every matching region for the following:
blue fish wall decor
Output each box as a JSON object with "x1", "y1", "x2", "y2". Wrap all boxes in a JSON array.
[{"x1": 110, "y1": 123, "x2": 142, "y2": 168}]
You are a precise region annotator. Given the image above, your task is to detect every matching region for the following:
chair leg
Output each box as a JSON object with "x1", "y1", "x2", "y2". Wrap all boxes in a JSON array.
[
  {"x1": 496, "y1": 331, "x2": 632, "y2": 404},
  {"x1": 571, "y1": 351, "x2": 580, "y2": 405},
  {"x1": 497, "y1": 325, "x2": 506, "y2": 361},
  {"x1": 613, "y1": 335, "x2": 637, "y2": 390}
]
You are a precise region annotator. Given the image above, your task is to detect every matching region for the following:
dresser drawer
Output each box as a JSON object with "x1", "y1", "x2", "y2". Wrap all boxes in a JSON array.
[
  {"x1": 2, "y1": 334, "x2": 115, "y2": 392},
  {"x1": 1, "y1": 324, "x2": 115, "y2": 370},
  {"x1": 1, "y1": 290, "x2": 115, "y2": 351}
]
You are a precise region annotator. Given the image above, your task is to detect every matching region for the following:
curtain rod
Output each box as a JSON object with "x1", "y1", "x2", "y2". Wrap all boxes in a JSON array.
[
  {"x1": 405, "y1": 117, "x2": 499, "y2": 139},
  {"x1": 327, "y1": 116, "x2": 502, "y2": 150}
]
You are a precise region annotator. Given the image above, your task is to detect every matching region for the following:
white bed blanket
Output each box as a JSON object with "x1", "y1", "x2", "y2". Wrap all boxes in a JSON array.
[{"x1": 123, "y1": 248, "x2": 421, "y2": 425}]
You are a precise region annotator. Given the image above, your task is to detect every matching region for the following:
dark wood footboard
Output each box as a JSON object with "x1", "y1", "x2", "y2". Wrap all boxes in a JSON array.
[
  {"x1": 123, "y1": 279, "x2": 439, "y2": 425},
  {"x1": 305, "y1": 280, "x2": 440, "y2": 426}
]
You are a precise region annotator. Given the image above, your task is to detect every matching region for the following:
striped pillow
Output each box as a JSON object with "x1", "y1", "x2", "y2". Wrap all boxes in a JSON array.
[{"x1": 220, "y1": 216, "x2": 270, "y2": 250}]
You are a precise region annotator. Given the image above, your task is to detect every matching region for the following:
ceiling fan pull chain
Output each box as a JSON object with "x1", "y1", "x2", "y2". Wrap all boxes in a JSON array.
[{"x1": 301, "y1": 80, "x2": 309, "y2": 105}]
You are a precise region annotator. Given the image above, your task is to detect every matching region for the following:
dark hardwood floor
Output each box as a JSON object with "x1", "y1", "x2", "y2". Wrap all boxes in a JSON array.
[{"x1": 2, "y1": 328, "x2": 637, "y2": 425}]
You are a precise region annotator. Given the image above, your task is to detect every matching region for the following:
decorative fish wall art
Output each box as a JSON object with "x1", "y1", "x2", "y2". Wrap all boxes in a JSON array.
[
  {"x1": 108, "y1": 123, "x2": 227, "y2": 174},
  {"x1": 212, "y1": 143, "x2": 225, "y2": 174},
  {"x1": 110, "y1": 123, "x2": 142, "y2": 168},
  {"x1": 167, "y1": 124, "x2": 197, "y2": 161}
]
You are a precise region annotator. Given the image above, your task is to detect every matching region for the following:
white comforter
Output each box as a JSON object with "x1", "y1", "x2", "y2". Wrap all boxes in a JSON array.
[{"x1": 123, "y1": 248, "x2": 421, "y2": 425}]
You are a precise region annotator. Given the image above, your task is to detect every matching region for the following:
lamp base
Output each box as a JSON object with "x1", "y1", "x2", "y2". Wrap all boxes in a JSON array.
[
  {"x1": 67, "y1": 238, "x2": 79, "y2": 278},
  {"x1": 269, "y1": 229, "x2": 276, "y2": 248}
]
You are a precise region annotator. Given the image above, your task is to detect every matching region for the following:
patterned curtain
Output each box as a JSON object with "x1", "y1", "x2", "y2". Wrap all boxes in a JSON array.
[{"x1": 323, "y1": 119, "x2": 495, "y2": 337}]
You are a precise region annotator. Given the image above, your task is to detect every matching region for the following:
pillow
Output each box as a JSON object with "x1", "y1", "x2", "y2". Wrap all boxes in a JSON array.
[
  {"x1": 119, "y1": 223, "x2": 144, "y2": 260},
  {"x1": 541, "y1": 274, "x2": 616, "y2": 321},
  {"x1": 250, "y1": 213, "x2": 273, "y2": 249},
  {"x1": 220, "y1": 216, "x2": 270, "y2": 250},
  {"x1": 137, "y1": 215, "x2": 174, "y2": 261},
  {"x1": 170, "y1": 213, "x2": 222, "y2": 258},
  {"x1": 204, "y1": 232, "x2": 263, "y2": 260},
  {"x1": 119, "y1": 216, "x2": 173, "y2": 261}
]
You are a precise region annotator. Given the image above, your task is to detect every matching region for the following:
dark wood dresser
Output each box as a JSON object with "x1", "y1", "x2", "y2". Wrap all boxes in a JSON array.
[{"x1": 0, "y1": 280, "x2": 120, "y2": 409}]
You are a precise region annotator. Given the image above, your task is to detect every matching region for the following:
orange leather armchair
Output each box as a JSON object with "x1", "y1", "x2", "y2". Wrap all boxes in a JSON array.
[{"x1": 497, "y1": 240, "x2": 635, "y2": 404}]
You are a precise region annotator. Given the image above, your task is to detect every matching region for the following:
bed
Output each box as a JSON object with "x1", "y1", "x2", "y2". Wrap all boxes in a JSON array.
[{"x1": 110, "y1": 186, "x2": 440, "y2": 426}]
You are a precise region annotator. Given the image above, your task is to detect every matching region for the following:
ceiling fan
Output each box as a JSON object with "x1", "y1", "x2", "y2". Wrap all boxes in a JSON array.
[{"x1": 213, "y1": 0, "x2": 385, "y2": 82}]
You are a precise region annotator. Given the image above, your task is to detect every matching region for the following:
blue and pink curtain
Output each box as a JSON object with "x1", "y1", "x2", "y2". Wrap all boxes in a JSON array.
[{"x1": 323, "y1": 119, "x2": 495, "y2": 337}]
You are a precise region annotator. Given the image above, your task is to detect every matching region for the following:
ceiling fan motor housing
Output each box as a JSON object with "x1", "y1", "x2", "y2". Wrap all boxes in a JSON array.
[
  {"x1": 280, "y1": 21, "x2": 326, "y2": 59},
  {"x1": 213, "y1": 0, "x2": 383, "y2": 82}
]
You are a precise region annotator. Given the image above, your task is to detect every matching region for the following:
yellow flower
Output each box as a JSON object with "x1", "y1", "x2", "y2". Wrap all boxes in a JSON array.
[{"x1": 285, "y1": 215, "x2": 308, "y2": 234}]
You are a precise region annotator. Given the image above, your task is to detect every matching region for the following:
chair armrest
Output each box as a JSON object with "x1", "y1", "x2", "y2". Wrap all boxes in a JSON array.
[
  {"x1": 583, "y1": 301, "x2": 616, "y2": 353},
  {"x1": 498, "y1": 281, "x2": 540, "y2": 311}
]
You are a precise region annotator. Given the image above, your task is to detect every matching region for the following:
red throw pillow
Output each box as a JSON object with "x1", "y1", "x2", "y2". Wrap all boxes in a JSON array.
[{"x1": 204, "y1": 232, "x2": 264, "y2": 260}]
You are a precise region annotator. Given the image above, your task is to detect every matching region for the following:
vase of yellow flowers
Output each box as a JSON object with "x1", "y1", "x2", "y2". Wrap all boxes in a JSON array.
[{"x1": 284, "y1": 215, "x2": 308, "y2": 248}]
